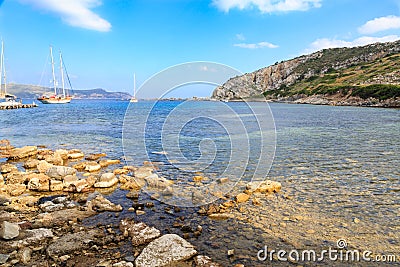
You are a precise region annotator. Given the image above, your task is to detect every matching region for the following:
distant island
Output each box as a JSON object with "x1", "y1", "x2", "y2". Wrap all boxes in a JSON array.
[
  {"x1": 7, "y1": 83, "x2": 132, "y2": 100},
  {"x1": 212, "y1": 40, "x2": 400, "y2": 107}
]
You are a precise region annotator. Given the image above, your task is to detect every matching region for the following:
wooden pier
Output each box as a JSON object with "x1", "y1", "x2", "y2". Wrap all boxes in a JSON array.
[{"x1": 0, "y1": 102, "x2": 38, "y2": 110}]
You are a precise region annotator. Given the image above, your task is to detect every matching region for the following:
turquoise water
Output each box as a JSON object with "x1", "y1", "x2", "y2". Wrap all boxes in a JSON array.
[{"x1": 1, "y1": 100, "x2": 399, "y2": 265}]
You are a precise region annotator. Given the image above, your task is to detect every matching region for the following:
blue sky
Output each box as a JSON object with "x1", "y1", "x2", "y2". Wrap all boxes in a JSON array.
[{"x1": 1, "y1": 0, "x2": 400, "y2": 98}]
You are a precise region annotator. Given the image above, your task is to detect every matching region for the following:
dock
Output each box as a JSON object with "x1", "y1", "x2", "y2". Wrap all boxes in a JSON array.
[{"x1": 0, "y1": 102, "x2": 38, "y2": 110}]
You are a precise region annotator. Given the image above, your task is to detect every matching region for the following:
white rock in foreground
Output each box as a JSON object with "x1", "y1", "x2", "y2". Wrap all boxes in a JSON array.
[
  {"x1": 0, "y1": 221, "x2": 20, "y2": 240},
  {"x1": 135, "y1": 234, "x2": 197, "y2": 267}
]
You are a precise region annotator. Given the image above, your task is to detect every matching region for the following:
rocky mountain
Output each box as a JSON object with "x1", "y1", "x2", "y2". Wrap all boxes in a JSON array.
[
  {"x1": 6, "y1": 83, "x2": 132, "y2": 99},
  {"x1": 212, "y1": 40, "x2": 400, "y2": 107}
]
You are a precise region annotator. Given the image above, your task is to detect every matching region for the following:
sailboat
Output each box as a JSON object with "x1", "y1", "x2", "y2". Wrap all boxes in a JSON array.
[
  {"x1": 37, "y1": 46, "x2": 72, "y2": 104},
  {"x1": 130, "y1": 73, "x2": 138, "y2": 103},
  {"x1": 0, "y1": 40, "x2": 20, "y2": 107}
]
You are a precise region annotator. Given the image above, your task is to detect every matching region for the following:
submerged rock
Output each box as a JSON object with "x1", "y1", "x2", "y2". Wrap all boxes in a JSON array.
[
  {"x1": 87, "y1": 194, "x2": 122, "y2": 212},
  {"x1": 135, "y1": 234, "x2": 197, "y2": 267},
  {"x1": 235, "y1": 193, "x2": 250, "y2": 203},
  {"x1": 246, "y1": 180, "x2": 282, "y2": 194}
]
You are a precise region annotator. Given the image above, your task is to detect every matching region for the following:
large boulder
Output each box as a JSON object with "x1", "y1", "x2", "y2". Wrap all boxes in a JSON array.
[
  {"x1": 0, "y1": 221, "x2": 20, "y2": 240},
  {"x1": 27, "y1": 174, "x2": 51, "y2": 191},
  {"x1": 46, "y1": 166, "x2": 76, "y2": 180},
  {"x1": 46, "y1": 230, "x2": 102, "y2": 259},
  {"x1": 135, "y1": 234, "x2": 197, "y2": 267},
  {"x1": 9, "y1": 146, "x2": 38, "y2": 160},
  {"x1": 2, "y1": 228, "x2": 53, "y2": 250}
]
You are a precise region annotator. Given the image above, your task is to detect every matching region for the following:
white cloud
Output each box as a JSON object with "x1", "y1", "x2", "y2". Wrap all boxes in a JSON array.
[
  {"x1": 358, "y1": 15, "x2": 400, "y2": 34},
  {"x1": 234, "y1": 41, "x2": 279, "y2": 49},
  {"x1": 305, "y1": 35, "x2": 400, "y2": 54},
  {"x1": 213, "y1": 0, "x2": 322, "y2": 13},
  {"x1": 19, "y1": 0, "x2": 111, "y2": 32},
  {"x1": 236, "y1": 33, "x2": 246, "y2": 41}
]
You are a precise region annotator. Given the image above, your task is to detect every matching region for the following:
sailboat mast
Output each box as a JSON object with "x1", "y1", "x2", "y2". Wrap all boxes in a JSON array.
[
  {"x1": 1, "y1": 40, "x2": 6, "y2": 96},
  {"x1": 0, "y1": 40, "x2": 3, "y2": 97},
  {"x1": 59, "y1": 51, "x2": 65, "y2": 98},
  {"x1": 49, "y1": 46, "x2": 57, "y2": 95},
  {"x1": 133, "y1": 73, "x2": 136, "y2": 98}
]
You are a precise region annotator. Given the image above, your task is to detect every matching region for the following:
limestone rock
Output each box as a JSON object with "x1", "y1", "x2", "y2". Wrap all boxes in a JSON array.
[
  {"x1": 85, "y1": 153, "x2": 107, "y2": 161},
  {"x1": 44, "y1": 153, "x2": 63, "y2": 165},
  {"x1": 63, "y1": 175, "x2": 78, "y2": 186},
  {"x1": 9, "y1": 146, "x2": 38, "y2": 160},
  {"x1": 119, "y1": 219, "x2": 161, "y2": 246},
  {"x1": 55, "y1": 149, "x2": 69, "y2": 160},
  {"x1": 135, "y1": 234, "x2": 197, "y2": 267},
  {"x1": 67, "y1": 149, "x2": 85, "y2": 159},
  {"x1": 246, "y1": 180, "x2": 282, "y2": 194},
  {"x1": 235, "y1": 193, "x2": 250, "y2": 203},
  {"x1": 193, "y1": 255, "x2": 222, "y2": 267},
  {"x1": 113, "y1": 261, "x2": 134, "y2": 267},
  {"x1": 87, "y1": 194, "x2": 122, "y2": 212},
  {"x1": 50, "y1": 179, "x2": 64, "y2": 191},
  {"x1": 46, "y1": 166, "x2": 76, "y2": 180},
  {"x1": 0, "y1": 163, "x2": 18, "y2": 174},
  {"x1": 6, "y1": 172, "x2": 29, "y2": 184},
  {"x1": 19, "y1": 247, "x2": 32, "y2": 264},
  {"x1": 134, "y1": 167, "x2": 154, "y2": 179},
  {"x1": 85, "y1": 161, "x2": 102, "y2": 172},
  {"x1": 0, "y1": 221, "x2": 20, "y2": 240},
  {"x1": 3, "y1": 228, "x2": 53, "y2": 250},
  {"x1": 6, "y1": 183, "x2": 26, "y2": 196},
  {"x1": 114, "y1": 168, "x2": 129, "y2": 175},
  {"x1": 145, "y1": 174, "x2": 173, "y2": 189},
  {"x1": 23, "y1": 159, "x2": 39, "y2": 169},
  {"x1": 27, "y1": 173, "x2": 51, "y2": 191},
  {"x1": 99, "y1": 159, "x2": 120, "y2": 167},
  {"x1": 120, "y1": 175, "x2": 145, "y2": 191},
  {"x1": 37, "y1": 160, "x2": 54, "y2": 173},
  {"x1": 94, "y1": 173, "x2": 118, "y2": 188},
  {"x1": 46, "y1": 230, "x2": 102, "y2": 259}
]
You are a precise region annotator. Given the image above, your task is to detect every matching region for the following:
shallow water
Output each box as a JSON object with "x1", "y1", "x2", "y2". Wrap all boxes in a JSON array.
[{"x1": 1, "y1": 100, "x2": 399, "y2": 265}]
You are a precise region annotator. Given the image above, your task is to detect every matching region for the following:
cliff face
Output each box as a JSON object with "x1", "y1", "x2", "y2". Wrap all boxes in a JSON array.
[{"x1": 212, "y1": 40, "x2": 400, "y2": 101}]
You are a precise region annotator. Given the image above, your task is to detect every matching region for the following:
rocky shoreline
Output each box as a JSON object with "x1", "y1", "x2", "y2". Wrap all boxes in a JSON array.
[
  {"x1": 270, "y1": 94, "x2": 400, "y2": 108},
  {"x1": 0, "y1": 140, "x2": 282, "y2": 267}
]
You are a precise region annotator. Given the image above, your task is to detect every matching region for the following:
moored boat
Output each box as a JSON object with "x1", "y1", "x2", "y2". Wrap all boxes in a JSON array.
[{"x1": 37, "y1": 46, "x2": 73, "y2": 104}]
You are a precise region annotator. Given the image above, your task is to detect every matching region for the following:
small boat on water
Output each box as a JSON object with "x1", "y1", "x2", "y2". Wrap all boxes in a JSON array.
[
  {"x1": 0, "y1": 40, "x2": 20, "y2": 106},
  {"x1": 37, "y1": 46, "x2": 73, "y2": 104},
  {"x1": 130, "y1": 73, "x2": 138, "y2": 103}
]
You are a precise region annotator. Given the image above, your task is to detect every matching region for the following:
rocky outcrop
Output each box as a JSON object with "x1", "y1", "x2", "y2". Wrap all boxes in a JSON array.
[
  {"x1": 212, "y1": 40, "x2": 400, "y2": 100},
  {"x1": 135, "y1": 234, "x2": 197, "y2": 267}
]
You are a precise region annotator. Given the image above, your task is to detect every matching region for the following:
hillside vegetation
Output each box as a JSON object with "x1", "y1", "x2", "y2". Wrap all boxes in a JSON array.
[{"x1": 212, "y1": 40, "x2": 400, "y2": 107}]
